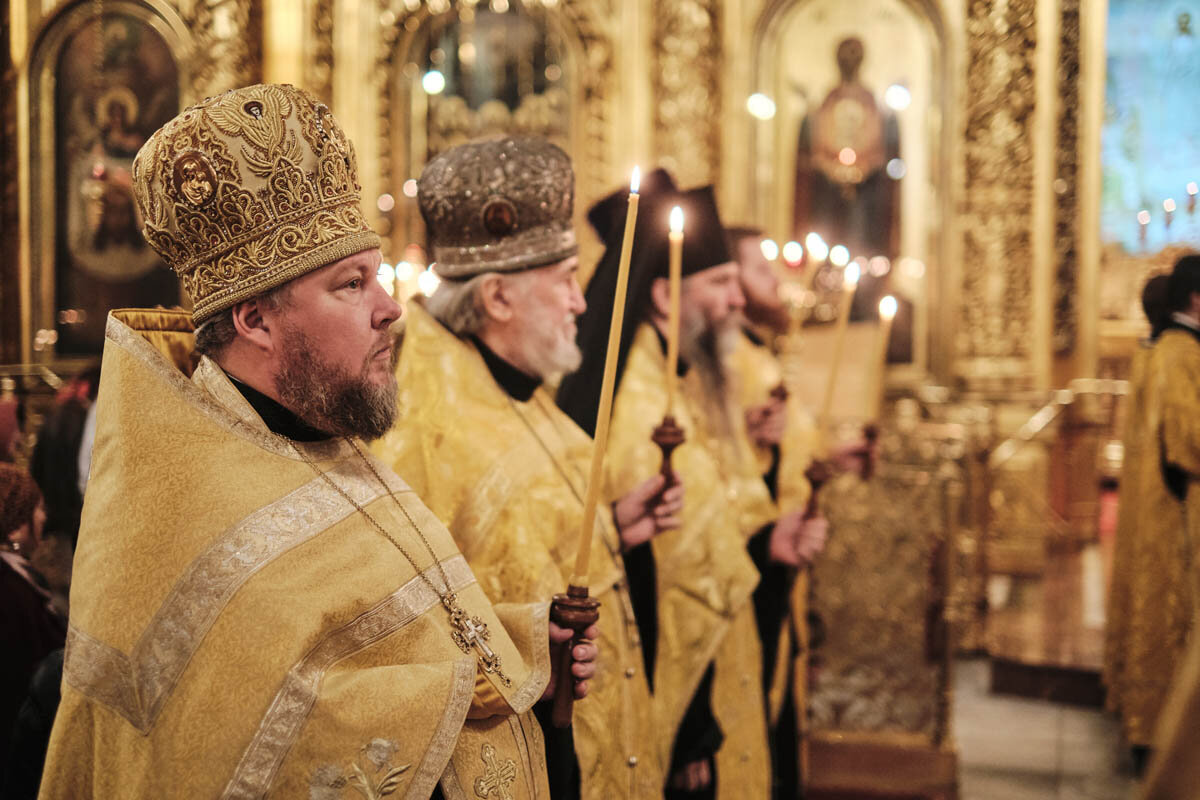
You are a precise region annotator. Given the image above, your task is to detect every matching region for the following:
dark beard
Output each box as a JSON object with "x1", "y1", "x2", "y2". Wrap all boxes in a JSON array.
[{"x1": 274, "y1": 325, "x2": 398, "y2": 441}]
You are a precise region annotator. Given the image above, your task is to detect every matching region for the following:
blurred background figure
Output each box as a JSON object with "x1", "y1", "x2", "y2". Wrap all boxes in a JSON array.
[{"x1": 0, "y1": 463, "x2": 66, "y2": 785}]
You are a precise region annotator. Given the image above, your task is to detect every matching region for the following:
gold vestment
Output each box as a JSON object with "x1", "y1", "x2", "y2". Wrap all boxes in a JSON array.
[
  {"x1": 1116, "y1": 329, "x2": 1194, "y2": 746},
  {"x1": 40, "y1": 310, "x2": 551, "y2": 799},
  {"x1": 374, "y1": 304, "x2": 664, "y2": 800},
  {"x1": 1103, "y1": 343, "x2": 1151, "y2": 715},
  {"x1": 1157, "y1": 327, "x2": 1200, "y2": 608},
  {"x1": 605, "y1": 323, "x2": 767, "y2": 800}
]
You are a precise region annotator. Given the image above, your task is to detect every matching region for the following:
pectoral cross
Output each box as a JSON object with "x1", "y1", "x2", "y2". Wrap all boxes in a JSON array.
[
  {"x1": 447, "y1": 601, "x2": 513, "y2": 687},
  {"x1": 473, "y1": 744, "x2": 516, "y2": 800}
]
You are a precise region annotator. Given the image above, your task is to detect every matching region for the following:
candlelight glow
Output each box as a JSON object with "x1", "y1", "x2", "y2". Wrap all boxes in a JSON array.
[
  {"x1": 1137, "y1": 210, "x2": 1151, "y2": 225},
  {"x1": 844, "y1": 263, "x2": 862, "y2": 287},
  {"x1": 760, "y1": 238, "x2": 780, "y2": 261},
  {"x1": 1189, "y1": 182, "x2": 1199, "y2": 196},
  {"x1": 1164, "y1": 198, "x2": 1177, "y2": 213},
  {"x1": 807, "y1": 236, "x2": 829, "y2": 263},
  {"x1": 377, "y1": 263, "x2": 395, "y2": 286},
  {"x1": 418, "y1": 269, "x2": 440, "y2": 296},
  {"x1": 879, "y1": 295, "x2": 898, "y2": 319},
  {"x1": 782, "y1": 241, "x2": 804, "y2": 265},
  {"x1": 630, "y1": 166, "x2": 641, "y2": 194},
  {"x1": 829, "y1": 245, "x2": 850, "y2": 267},
  {"x1": 395, "y1": 261, "x2": 415, "y2": 282},
  {"x1": 669, "y1": 206, "x2": 684, "y2": 233}
]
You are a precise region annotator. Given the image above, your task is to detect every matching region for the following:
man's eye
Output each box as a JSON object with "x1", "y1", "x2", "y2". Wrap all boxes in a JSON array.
[{"x1": 346, "y1": 278, "x2": 362, "y2": 290}]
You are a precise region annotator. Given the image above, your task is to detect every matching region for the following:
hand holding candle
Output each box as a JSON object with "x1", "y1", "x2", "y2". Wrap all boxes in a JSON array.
[{"x1": 554, "y1": 167, "x2": 640, "y2": 728}]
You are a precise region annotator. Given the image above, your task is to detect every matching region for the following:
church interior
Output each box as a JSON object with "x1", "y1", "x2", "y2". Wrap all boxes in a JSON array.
[{"x1": 0, "y1": 0, "x2": 1194, "y2": 798}]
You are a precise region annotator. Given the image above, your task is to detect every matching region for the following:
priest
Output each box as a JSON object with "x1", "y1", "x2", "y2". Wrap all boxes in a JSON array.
[
  {"x1": 1115, "y1": 258, "x2": 1199, "y2": 768},
  {"x1": 560, "y1": 176, "x2": 825, "y2": 800},
  {"x1": 376, "y1": 136, "x2": 677, "y2": 800},
  {"x1": 1103, "y1": 274, "x2": 1168, "y2": 749},
  {"x1": 38, "y1": 84, "x2": 594, "y2": 800}
]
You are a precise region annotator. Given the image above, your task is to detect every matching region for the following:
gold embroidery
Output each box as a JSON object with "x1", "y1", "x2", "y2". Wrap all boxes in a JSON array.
[
  {"x1": 132, "y1": 84, "x2": 379, "y2": 322},
  {"x1": 472, "y1": 744, "x2": 516, "y2": 800},
  {"x1": 222, "y1": 556, "x2": 478, "y2": 800},
  {"x1": 309, "y1": 739, "x2": 410, "y2": 800},
  {"x1": 62, "y1": 456, "x2": 406, "y2": 732}
]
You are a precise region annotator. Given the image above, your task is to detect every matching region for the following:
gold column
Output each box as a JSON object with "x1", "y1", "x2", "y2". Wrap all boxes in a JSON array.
[
  {"x1": 1031, "y1": 0, "x2": 1060, "y2": 391},
  {"x1": 1076, "y1": 0, "x2": 1107, "y2": 380},
  {"x1": 263, "y1": 0, "x2": 306, "y2": 85}
]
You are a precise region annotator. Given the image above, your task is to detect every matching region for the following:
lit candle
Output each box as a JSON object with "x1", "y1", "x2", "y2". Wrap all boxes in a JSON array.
[
  {"x1": 868, "y1": 295, "x2": 898, "y2": 420},
  {"x1": 817, "y1": 262, "x2": 861, "y2": 429},
  {"x1": 573, "y1": 167, "x2": 640, "y2": 585},
  {"x1": 1165, "y1": 198, "x2": 1177, "y2": 229},
  {"x1": 1188, "y1": 182, "x2": 1198, "y2": 215},
  {"x1": 666, "y1": 206, "x2": 684, "y2": 415}
]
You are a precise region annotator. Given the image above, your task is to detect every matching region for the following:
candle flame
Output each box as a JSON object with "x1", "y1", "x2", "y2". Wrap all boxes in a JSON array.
[
  {"x1": 844, "y1": 263, "x2": 861, "y2": 287},
  {"x1": 879, "y1": 295, "x2": 898, "y2": 319},
  {"x1": 630, "y1": 166, "x2": 641, "y2": 194},
  {"x1": 669, "y1": 206, "x2": 684, "y2": 233}
]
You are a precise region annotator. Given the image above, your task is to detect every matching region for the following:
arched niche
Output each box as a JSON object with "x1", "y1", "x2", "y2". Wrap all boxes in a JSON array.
[
  {"x1": 26, "y1": 0, "x2": 191, "y2": 359},
  {"x1": 750, "y1": 0, "x2": 951, "y2": 381},
  {"x1": 375, "y1": 0, "x2": 612, "y2": 264}
]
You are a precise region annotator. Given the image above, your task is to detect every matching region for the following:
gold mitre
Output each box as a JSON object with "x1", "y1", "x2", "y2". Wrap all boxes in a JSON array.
[{"x1": 132, "y1": 83, "x2": 380, "y2": 323}]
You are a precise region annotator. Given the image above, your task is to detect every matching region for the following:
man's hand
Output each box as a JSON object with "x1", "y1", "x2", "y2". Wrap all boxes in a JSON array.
[
  {"x1": 670, "y1": 759, "x2": 713, "y2": 792},
  {"x1": 745, "y1": 398, "x2": 787, "y2": 449},
  {"x1": 768, "y1": 511, "x2": 829, "y2": 567},
  {"x1": 613, "y1": 474, "x2": 684, "y2": 551},
  {"x1": 542, "y1": 621, "x2": 599, "y2": 701},
  {"x1": 795, "y1": 514, "x2": 828, "y2": 565},
  {"x1": 830, "y1": 437, "x2": 877, "y2": 475}
]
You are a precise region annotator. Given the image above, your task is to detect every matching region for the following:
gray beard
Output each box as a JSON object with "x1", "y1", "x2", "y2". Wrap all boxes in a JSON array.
[
  {"x1": 680, "y1": 314, "x2": 739, "y2": 442},
  {"x1": 274, "y1": 324, "x2": 398, "y2": 441}
]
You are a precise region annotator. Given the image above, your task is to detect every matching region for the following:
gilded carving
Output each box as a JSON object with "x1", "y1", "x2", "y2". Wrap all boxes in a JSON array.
[
  {"x1": 810, "y1": 425, "x2": 960, "y2": 743},
  {"x1": 1055, "y1": 0, "x2": 1081, "y2": 353},
  {"x1": 960, "y1": 0, "x2": 1037, "y2": 365},
  {"x1": 177, "y1": 0, "x2": 263, "y2": 102},
  {"x1": 374, "y1": 0, "x2": 613, "y2": 244},
  {"x1": 307, "y1": 0, "x2": 337, "y2": 105},
  {"x1": 652, "y1": 0, "x2": 721, "y2": 187}
]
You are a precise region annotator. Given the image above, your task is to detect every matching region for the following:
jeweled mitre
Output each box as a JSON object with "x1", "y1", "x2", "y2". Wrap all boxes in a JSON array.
[
  {"x1": 132, "y1": 83, "x2": 380, "y2": 323},
  {"x1": 418, "y1": 135, "x2": 577, "y2": 279}
]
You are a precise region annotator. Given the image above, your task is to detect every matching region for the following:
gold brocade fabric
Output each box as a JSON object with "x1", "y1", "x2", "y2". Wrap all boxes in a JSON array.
[
  {"x1": 1115, "y1": 330, "x2": 1195, "y2": 746},
  {"x1": 40, "y1": 311, "x2": 550, "y2": 800},
  {"x1": 1104, "y1": 344, "x2": 1151, "y2": 714},
  {"x1": 1157, "y1": 329, "x2": 1200, "y2": 611},
  {"x1": 605, "y1": 324, "x2": 765, "y2": 800},
  {"x1": 374, "y1": 304, "x2": 665, "y2": 800}
]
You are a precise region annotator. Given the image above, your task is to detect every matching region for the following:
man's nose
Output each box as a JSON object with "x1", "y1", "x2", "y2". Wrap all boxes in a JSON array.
[
  {"x1": 373, "y1": 279, "x2": 404, "y2": 328},
  {"x1": 569, "y1": 278, "x2": 587, "y2": 315},
  {"x1": 729, "y1": 283, "x2": 746, "y2": 311}
]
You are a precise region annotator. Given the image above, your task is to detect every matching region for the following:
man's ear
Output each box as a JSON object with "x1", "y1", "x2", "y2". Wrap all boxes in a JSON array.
[
  {"x1": 229, "y1": 299, "x2": 274, "y2": 354},
  {"x1": 477, "y1": 275, "x2": 514, "y2": 323},
  {"x1": 649, "y1": 276, "x2": 670, "y2": 320}
]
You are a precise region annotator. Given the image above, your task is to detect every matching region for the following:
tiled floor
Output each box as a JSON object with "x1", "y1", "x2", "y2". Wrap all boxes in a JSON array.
[{"x1": 954, "y1": 659, "x2": 1138, "y2": 800}]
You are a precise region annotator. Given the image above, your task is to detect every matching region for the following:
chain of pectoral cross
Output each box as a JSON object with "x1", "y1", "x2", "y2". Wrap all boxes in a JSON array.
[{"x1": 296, "y1": 439, "x2": 512, "y2": 687}]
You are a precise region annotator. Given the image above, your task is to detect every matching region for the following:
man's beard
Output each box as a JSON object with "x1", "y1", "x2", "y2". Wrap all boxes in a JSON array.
[
  {"x1": 680, "y1": 309, "x2": 740, "y2": 441},
  {"x1": 274, "y1": 323, "x2": 399, "y2": 441},
  {"x1": 521, "y1": 308, "x2": 582, "y2": 381}
]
